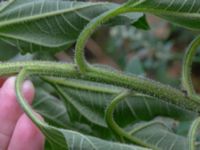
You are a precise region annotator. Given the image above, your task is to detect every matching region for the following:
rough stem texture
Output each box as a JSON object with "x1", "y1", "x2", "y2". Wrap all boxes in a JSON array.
[
  {"x1": 182, "y1": 36, "x2": 200, "y2": 103},
  {"x1": 0, "y1": 61, "x2": 199, "y2": 113}
]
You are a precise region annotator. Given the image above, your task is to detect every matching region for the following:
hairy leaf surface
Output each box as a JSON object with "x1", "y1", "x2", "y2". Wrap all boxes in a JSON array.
[
  {"x1": 125, "y1": 0, "x2": 200, "y2": 30},
  {"x1": 42, "y1": 126, "x2": 149, "y2": 150},
  {"x1": 43, "y1": 77, "x2": 197, "y2": 149},
  {"x1": 0, "y1": 0, "x2": 143, "y2": 53},
  {"x1": 129, "y1": 121, "x2": 189, "y2": 150},
  {"x1": 45, "y1": 77, "x2": 197, "y2": 126},
  {"x1": 33, "y1": 88, "x2": 70, "y2": 128}
]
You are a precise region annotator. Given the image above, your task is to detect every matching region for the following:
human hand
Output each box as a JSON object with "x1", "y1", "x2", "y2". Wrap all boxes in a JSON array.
[{"x1": 0, "y1": 77, "x2": 45, "y2": 150}]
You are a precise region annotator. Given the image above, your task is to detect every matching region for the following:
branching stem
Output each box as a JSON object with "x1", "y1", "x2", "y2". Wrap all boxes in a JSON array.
[
  {"x1": 182, "y1": 36, "x2": 200, "y2": 103},
  {"x1": 74, "y1": 5, "x2": 127, "y2": 72},
  {"x1": 73, "y1": 3, "x2": 200, "y2": 112},
  {"x1": 0, "y1": 61, "x2": 199, "y2": 113},
  {"x1": 15, "y1": 68, "x2": 45, "y2": 127},
  {"x1": 105, "y1": 91, "x2": 158, "y2": 149}
]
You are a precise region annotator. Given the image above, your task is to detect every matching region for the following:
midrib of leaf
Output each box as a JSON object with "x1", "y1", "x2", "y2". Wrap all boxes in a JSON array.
[
  {"x1": 54, "y1": 84, "x2": 109, "y2": 127},
  {"x1": 42, "y1": 127, "x2": 67, "y2": 149},
  {"x1": 0, "y1": 0, "x2": 14, "y2": 13},
  {"x1": 42, "y1": 77, "x2": 124, "y2": 94},
  {"x1": 0, "y1": 33, "x2": 76, "y2": 47},
  {"x1": 126, "y1": 8, "x2": 199, "y2": 19},
  {"x1": 127, "y1": 0, "x2": 146, "y2": 8},
  {"x1": 64, "y1": 129, "x2": 97, "y2": 149},
  {"x1": 124, "y1": 0, "x2": 200, "y2": 30},
  {"x1": 130, "y1": 122, "x2": 189, "y2": 150},
  {"x1": 45, "y1": 77, "x2": 197, "y2": 125},
  {"x1": 127, "y1": 0, "x2": 200, "y2": 12},
  {"x1": 0, "y1": 37, "x2": 16, "y2": 47},
  {"x1": 0, "y1": 2, "x2": 108, "y2": 28}
]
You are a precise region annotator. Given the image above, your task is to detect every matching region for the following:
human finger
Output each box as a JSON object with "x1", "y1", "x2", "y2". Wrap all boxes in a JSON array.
[{"x1": 0, "y1": 77, "x2": 35, "y2": 150}]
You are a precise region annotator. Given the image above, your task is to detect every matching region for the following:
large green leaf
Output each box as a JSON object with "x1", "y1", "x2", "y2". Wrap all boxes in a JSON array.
[
  {"x1": 42, "y1": 126, "x2": 148, "y2": 150},
  {"x1": 0, "y1": 40, "x2": 18, "y2": 61},
  {"x1": 125, "y1": 0, "x2": 200, "y2": 30},
  {"x1": 42, "y1": 77, "x2": 122, "y2": 126},
  {"x1": 0, "y1": 0, "x2": 143, "y2": 53},
  {"x1": 43, "y1": 77, "x2": 197, "y2": 149},
  {"x1": 44, "y1": 77, "x2": 197, "y2": 126},
  {"x1": 41, "y1": 125, "x2": 149, "y2": 150},
  {"x1": 15, "y1": 74, "x2": 149, "y2": 150},
  {"x1": 129, "y1": 121, "x2": 189, "y2": 150},
  {"x1": 50, "y1": 79, "x2": 117, "y2": 139},
  {"x1": 33, "y1": 88, "x2": 71, "y2": 128}
]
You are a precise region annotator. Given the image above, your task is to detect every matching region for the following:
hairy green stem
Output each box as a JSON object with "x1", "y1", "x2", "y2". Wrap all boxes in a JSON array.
[
  {"x1": 0, "y1": 61, "x2": 200, "y2": 112},
  {"x1": 188, "y1": 117, "x2": 200, "y2": 150},
  {"x1": 15, "y1": 68, "x2": 45, "y2": 127},
  {"x1": 74, "y1": 5, "x2": 127, "y2": 72},
  {"x1": 87, "y1": 66, "x2": 200, "y2": 112},
  {"x1": 15, "y1": 68, "x2": 69, "y2": 147},
  {"x1": 182, "y1": 36, "x2": 200, "y2": 103},
  {"x1": 0, "y1": 61, "x2": 77, "y2": 77},
  {"x1": 105, "y1": 91, "x2": 158, "y2": 149}
]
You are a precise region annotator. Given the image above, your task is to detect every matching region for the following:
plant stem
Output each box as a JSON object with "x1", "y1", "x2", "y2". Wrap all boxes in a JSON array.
[
  {"x1": 73, "y1": 2, "x2": 200, "y2": 112},
  {"x1": 87, "y1": 66, "x2": 200, "y2": 112},
  {"x1": 74, "y1": 5, "x2": 127, "y2": 73},
  {"x1": 0, "y1": 61, "x2": 77, "y2": 77},
  {"x1": 188, "y1": 117, "x2": 200, "y2": 150},
  {"x1": 0, "y1": 61, "x2": 200, "y2": 112},
  {"x1": 105, "y1": 91, "x2": 158, "y2": 149},
  {"x1": 15, "y1": 67, "x2": 69, "y2": 148},
  {"x1": 182, "y1": 36, "x2": 200, "y2": 103},
  {"x1": 15, "y1": 68, "x2": 45, "y2": 128}
]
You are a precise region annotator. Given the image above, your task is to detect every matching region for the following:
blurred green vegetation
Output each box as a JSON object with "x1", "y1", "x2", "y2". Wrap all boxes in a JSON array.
[{"x1": 93, "y1": 15, "x2": 199, "y2": 89}]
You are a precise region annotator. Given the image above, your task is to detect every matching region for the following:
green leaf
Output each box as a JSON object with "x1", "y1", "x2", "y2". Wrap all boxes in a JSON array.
[
  {"x1": 0, "y1": 0, "x2": 144, "y2": 53},
  {"x1": 42, "y1": 124, "x2": 150, "y2": 150},
  {"x1": 129, "y1": 121, "x2": 189, "y2": 150},
  {"x1": 15, "y1": 71, "x2": 149, "y2": 150},
  {"x1": 33, "y1": 88, "x2": 70, "y2": 128},
  {"x1": 188, "y1": 117, "x2": 200, "y2": 150},
  {"x1": 43, "y1": 78, "x2": 197, "y2": 150},
  {"x1": 45, "y1": 77, "x2": 197, "y2": 126},
  {"x1": 125, "y1": 0, "x2": 200, "y2": 30},
  {"x1": 104, "y1": 91, "x2": 192, "y2": 150},
  {"x1": 0, "y1": 40, "x2": 18, "y2": 61},
  {"x1": 132, "y1": 15, "x2": 150, "y2": 30},
  {"x1": 41, "y1": 77, "x2": 116, "y2": 139}
]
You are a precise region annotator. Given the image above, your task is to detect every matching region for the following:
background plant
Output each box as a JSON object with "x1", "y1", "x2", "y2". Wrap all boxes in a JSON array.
[{"x1": 0, "y1": 0, "x2": 200, "y2": 150}]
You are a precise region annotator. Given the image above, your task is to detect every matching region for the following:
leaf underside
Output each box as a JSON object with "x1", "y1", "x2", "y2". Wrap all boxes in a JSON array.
[
  {"x1": 2, "y1": 0, "x2": 200, "y2": 150},
  {"x1": 39, "y1": 77, "x2": 198, "y2": 150},
  {"x1": 0, "y1": 0, "x2": 143, "y2": 54},
  {"x1": 126, "y1": 0, "x2": 200, "y2": 30}
]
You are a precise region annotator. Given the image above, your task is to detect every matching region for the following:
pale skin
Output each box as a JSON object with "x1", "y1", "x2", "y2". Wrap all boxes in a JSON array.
[{"x1": 0, "y1": 77, "x2": 45, "y2": 150}]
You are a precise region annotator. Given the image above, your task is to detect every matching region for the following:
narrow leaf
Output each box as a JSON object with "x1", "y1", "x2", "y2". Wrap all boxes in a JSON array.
[
  {"x1": 42, "y1": 125, "x2": 150, "y2": 150},
  {"x1": 0, "y1": 0, "x2": 144, "y2": 53},
  {"x1": 43, "y1": 77, "x2": 198, "y2": 148},
  {"x1": 125, "y1": 0, "x2": 200, "y2": 30}
]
